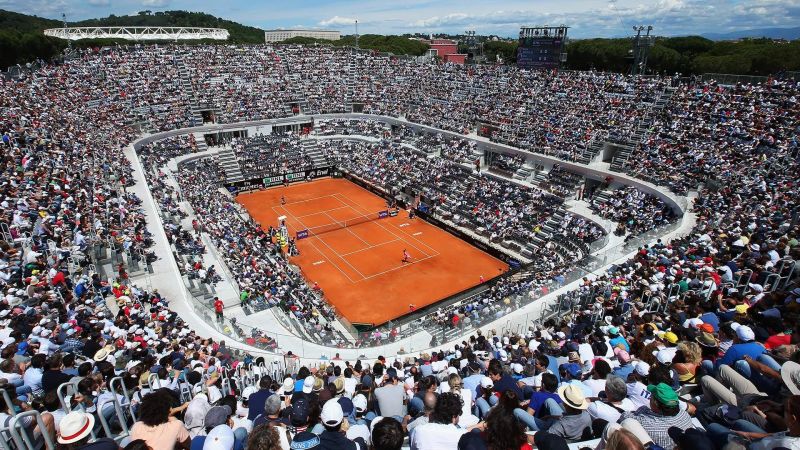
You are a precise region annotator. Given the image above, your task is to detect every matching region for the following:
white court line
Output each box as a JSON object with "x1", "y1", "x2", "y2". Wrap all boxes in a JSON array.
[
  {"x1": 356, "y1": 254, "x2": 437, "y2": 282},
  {"x1": 280, "y1": 194, "x2": 338, "y2": 207},
  {"x1": 338, "y1": 238, "x2": 401, "y2": 257},
  {"x1": 272, "y1": 195, "x2": 348, "y2": 219},
  {"x1": 333, "y1": 192, "x2": 435, "y2": 259},
  {"x1": 274, "y1": 205, "x2": 362, "y2": 283},
  {"x1": 322, "y1": 209, "x2": 373, "y2": 247},
  {"x1": 295, "y1": 205, "x2": 352, "y2": 218}
]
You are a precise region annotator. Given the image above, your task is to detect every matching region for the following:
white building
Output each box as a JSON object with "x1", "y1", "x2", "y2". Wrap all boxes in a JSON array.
[{"x1": 264, "y1": 29, "x2": 340, "y2": 43}]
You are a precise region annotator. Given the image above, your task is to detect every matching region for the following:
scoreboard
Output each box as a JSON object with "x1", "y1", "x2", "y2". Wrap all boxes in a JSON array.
[{"x1": 517, "y1": 26, "x2": 568, "y2": 70}]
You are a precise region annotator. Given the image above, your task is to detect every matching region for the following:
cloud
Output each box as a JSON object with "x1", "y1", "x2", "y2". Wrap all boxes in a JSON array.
[
  {"x1": 87, "y1": 0, "x2": 110, "y2": 5},
  {"x1": 140, "y1": 0, "x2": 169, "y2": 7},
  {"x1": 318, "y1": 15, "x2": 357, "y2": 27},
  {"x1": 396, "y1": 0, "x2": 800, "y2": 37}
]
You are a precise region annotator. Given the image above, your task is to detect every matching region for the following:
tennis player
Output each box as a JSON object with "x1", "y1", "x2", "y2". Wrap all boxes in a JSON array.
[{"x1": 401, "y1": 249, "x2": 411, "y2": 263}]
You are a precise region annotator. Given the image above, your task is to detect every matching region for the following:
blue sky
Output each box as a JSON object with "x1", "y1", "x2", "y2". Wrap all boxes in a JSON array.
[{"x1": 2, "y1": 0, "x2": 799, "y2": 38}]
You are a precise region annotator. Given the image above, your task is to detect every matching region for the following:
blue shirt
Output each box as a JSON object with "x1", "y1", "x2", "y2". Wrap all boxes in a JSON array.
[
  {"x1": 529, "y1": 391, "x2": 561, "y2": 418},
  {"x1": 612, "y1": 364, "x2": 634, "y2": 381},
  {"x1": 716, "y1": 342, "x2": 766, "y2": 369},
  {"x1": 493, "y1": 375, "x2": 523, "y2": 399},
  {"x1": 463, "y1": 374, "x2": 483, "y2": 400},
  {"x1": 547, "y1": 355, "x2": 561, "y2": 383},
  {"x1": 609, "y1": 336, "x2": 630, "y2": 352},
  {"x1": 700, "y1": 312, "x2": 720, "y2": 332},
  {"x1": 247, "y1": 389, "x2": 274, "y2": 420}
]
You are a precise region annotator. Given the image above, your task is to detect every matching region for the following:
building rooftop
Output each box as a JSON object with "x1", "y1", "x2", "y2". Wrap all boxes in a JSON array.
[{"x1": 264, "y1": 29, "x2": 340, "y2": 32}]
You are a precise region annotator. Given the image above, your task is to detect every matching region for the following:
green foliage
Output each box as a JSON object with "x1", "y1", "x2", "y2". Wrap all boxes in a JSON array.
[
  {"x1": 565, "y1": 36, "x2": 800, "y2": 75},
  {"x1": 483, "y1": 41, "x2": 518, "y2": 64},
  {"x1": 0, "y1": 8, "x2": 268, "y2": 69},
  {"x1": 279, "y1": 34, "x2": 429, "y2": 56}
]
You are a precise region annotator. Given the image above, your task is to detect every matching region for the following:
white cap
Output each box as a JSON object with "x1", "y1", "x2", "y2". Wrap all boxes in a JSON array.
[
  {"x1": 203, "y1": 424, "x2": 234, "y2": 450},
  {"x1": 320, "y1": 399, "x2": 344, "y2": 426},
  {"x1": 498, "y1": 350, "x2": 508, "y2": 362},
  {"x1": 480, "y1": 376, "x2": 494, "y2": 389},
  {"x1": 512, "y1": 363, "x2": 524, "y2": 374},
  {"x1": 736, "y1": 325, "x2": 755, "y2": 342},
  {"x1": 634, "y1": 361, "x2": 650, "y2": 376},
  {"x1": 352, "y1": 394, "x2": 368, "y2": 413},
  {"x1": 302, "y1": 376, "x2": 315, "y2": 394},
  {"x1": 656, "y1": 349, "x2": 674, "y2": 365}
]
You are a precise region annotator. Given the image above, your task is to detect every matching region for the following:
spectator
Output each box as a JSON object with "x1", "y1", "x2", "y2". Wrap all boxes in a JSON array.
[{"x1": 130, "y1": 391, "x2": 191, "y2": 450}]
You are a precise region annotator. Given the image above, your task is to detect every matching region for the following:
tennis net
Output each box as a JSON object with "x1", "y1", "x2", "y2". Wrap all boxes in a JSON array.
[{"x1": 296, "y1": 210, "x2": 388, "y2": 239}]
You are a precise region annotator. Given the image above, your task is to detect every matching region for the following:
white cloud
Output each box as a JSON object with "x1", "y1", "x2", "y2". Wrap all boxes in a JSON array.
[
  {"x1": 140, "y1": 0, "x2": 169, "y2": 7},
  {"x1": 318, "y1": 15, "x2": 357, "y2": 27},
  {"x1": 87, "y1": 0, "x2": 110, "y2": 5}
]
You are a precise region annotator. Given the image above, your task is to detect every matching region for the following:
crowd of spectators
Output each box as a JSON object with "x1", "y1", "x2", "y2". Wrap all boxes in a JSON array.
[
  {"x1": 232, "y1": 134, "x2": 313, "y2": 179},
  {"x1": 0, "y1": 43, "x2": 798, "y2": 450},
  {"x1": 590, "y1": 186, "x2": 676, "y2": 237}
]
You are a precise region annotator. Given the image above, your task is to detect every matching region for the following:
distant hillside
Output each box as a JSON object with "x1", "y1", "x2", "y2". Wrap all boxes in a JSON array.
[
  {"x1": 0, "y1": 9, "x2": 267, "y2": 69},
  {"x1": 281, "y1": 34, "x2": 429, "y2": 56},
  {"x1": 702, "y1": 26, "x2": 800, "y2": 41},
  {"x1": 0, "y1": 10, "x2": 64, "y2": 69}
]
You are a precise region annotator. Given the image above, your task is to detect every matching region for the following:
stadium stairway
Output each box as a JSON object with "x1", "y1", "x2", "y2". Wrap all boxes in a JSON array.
[
  {"x1": 610, "y1": 87, "x2": 675, "y2": 172},
  {"x1": 216, "y1": 147, "x2": 245, "y2": 183},
  {"x1": 175, "y1": 55, "x2": 204, "y2": 126},
  {"x1": 302, "y1": 140, "x2": 328, "y2": 168},
  {"x1": 192, "y1": 132, "x2": 209, "y2": 153},
  {"x1": 346, "y1": 51, "x2": 357, "y2": 112}
]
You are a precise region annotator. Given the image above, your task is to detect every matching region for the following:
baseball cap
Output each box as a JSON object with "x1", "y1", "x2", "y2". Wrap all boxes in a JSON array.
[
  {"x1": 290, "y1": 397, "x2": 310, "y2": 426},
  {"x1": 320, "y1": 399, "x2": 344, "y2": 427},
  {"x1": 203, "y1": 424, "x2": 234, "y2": 450},
  {"x1": 559, "y1": 363, "x2": 581, "y2": 378},
  {"x1": 634, "y1": 361, "x2": 650, "y2": 377},
  {"x1": 736, "y1": 325, "x2": 755, "y2": 342},
  {"x1": 647, "y1": 383, "x2": 678, "y2": 407},
  {"x1": 352, "y1": 394, "x2": 368, "y2": 413},
  {"x1": 660, "y1": 331, "x2": 678, "y2": 344},
  {"x1": 337, "y1": 397, "x2": 354, "y2": 417},
  {"x1": 480, "y1": 377, "x2": 494, "y2": 389},
  {"x1": 656, "y1": 349, "x2": 675, "y2": 365},
  {"x1": 302, "y1": 376, "x2": 315, "y2": 394},
  {"x1": 204, "y1": 405, "x2": 232, "y2": 429}
]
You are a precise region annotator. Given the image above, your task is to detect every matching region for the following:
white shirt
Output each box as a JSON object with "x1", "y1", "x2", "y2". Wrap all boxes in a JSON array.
[
  {"x1": 0, "y1": 370, "x2": 22, "y2": 384},
  {"x1": 411, "y1": 422, "x2": 467, "y2": 450},
  {"x1": 587, "y1": 398, "x2": 636, "y2": 423},
  {"x1": 23, "y1": 367, "x2": 43, "y2": 392},
  {"x1": 584, "y1": 378, "x2": 607, "y2": 397}
]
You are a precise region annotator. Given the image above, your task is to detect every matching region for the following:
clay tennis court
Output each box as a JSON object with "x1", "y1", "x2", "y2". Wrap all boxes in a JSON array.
[{"x1": 236, "y1": 178, "x2": 509, "y2": 326}]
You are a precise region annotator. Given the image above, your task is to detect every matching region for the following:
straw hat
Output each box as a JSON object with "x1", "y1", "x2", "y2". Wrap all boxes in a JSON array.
[{"x1": 557, "y1": 384, "x2": 589, "y2": 410}]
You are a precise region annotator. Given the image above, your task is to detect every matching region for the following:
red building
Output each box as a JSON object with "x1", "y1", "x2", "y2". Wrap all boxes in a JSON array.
[{"x1": 423, "y1": 38, "x2": 467, "y2": 64}]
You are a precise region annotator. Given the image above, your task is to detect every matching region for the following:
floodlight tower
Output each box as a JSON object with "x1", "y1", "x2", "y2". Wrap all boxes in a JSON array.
[
  {"x1": 355, "y1": 19, "x2": 359, "y2": 49},
  {"x1": 63, "y1": 13, "x2": 71, "y2": 49},
  {"x1": 631, "y1": 25, "x2": 654, "y2": 75}
]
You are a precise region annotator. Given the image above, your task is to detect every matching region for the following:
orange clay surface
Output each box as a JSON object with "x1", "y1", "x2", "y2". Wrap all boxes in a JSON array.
[{"x1": 236, "y1": 178, "x2": 508, "y2": 325}]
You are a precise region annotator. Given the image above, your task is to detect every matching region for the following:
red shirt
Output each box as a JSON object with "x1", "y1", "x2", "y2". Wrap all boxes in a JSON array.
[
  {"x1": 764, "y1": 334, "x2": 791, "y2": 349},
  {"x1": 214, "y1": 300, "x2": 223, "y2": 313}
]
